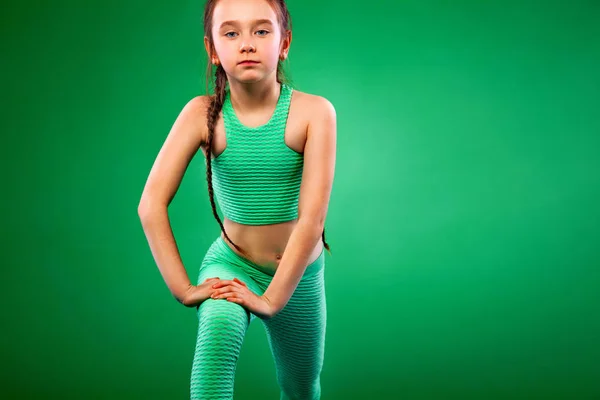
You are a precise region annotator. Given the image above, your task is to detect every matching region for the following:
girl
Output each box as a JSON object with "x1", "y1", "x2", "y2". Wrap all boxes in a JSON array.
[{"x1": 138, "y1": 0, "x2": 336, "y2": 398}]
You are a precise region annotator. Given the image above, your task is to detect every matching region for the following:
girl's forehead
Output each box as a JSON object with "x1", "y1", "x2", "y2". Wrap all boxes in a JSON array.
[{"x1": 213, "y1": 0, "x2": 276, "y2": 24}]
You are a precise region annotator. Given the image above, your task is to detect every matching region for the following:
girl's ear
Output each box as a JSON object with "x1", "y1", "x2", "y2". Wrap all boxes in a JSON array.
[
  {"x1": 279, "y1": 30, "x2": 292, "y2": 60},
  {"x1": 204, "y1": 36, "x2": 219, "y2": 64},
  {"x1": 203, "y1": 36, "x2": 211, "y2": 54}
]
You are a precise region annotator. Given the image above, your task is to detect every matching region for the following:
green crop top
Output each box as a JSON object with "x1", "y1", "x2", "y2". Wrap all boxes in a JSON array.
[{"x1": 210, "y1": 83, "x2": 303, "y2": 225}]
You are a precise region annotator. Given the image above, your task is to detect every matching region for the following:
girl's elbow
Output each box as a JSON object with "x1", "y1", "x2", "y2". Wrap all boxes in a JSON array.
[{"x1": 138, "y1": 195, "x2": 167, "y2": 220}]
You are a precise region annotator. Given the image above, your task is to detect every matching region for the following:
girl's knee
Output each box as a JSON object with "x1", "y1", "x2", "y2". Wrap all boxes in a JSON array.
[{"x1": 197, "y1": 297, "x2": 250, "y2": 332}]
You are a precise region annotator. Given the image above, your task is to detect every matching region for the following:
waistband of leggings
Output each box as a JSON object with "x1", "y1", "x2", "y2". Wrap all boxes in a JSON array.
[{"x1": 213, "y1": 235, "x2": 324, "y2": 278}]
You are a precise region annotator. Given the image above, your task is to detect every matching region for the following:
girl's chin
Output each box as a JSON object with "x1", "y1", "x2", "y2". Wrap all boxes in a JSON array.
[{"x1": 232, "y1": 73, "x2": 266, "y2": 84}]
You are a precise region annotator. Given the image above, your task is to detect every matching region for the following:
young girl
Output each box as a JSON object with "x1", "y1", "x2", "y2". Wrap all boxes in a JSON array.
[{"x1": 138, "y1": 0, "x2": 336, "y2": 398}]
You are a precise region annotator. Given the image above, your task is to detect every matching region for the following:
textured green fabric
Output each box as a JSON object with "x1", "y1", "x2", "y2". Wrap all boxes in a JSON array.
[
  {"x1": 211, "y1": 83, "x2": 303, "y2": 225},
  {"x1": 190, "y1": 236, "x2": 326, "y2": 400}
]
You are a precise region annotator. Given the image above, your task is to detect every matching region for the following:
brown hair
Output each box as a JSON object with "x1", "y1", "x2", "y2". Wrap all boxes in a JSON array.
[{"x1": 202, "y1": 0, "x2": 330, "y2": 256}]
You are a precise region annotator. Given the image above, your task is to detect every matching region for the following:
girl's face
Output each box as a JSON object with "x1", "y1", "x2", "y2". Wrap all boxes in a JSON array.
[{"x1": 207, "y1": 0, "x2": 289, "y2": 84}]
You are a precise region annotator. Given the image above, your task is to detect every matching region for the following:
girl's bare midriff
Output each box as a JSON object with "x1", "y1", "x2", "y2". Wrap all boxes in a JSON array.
[{"x1": 221, "y1": 218, "x2": 323, "y2": 275}]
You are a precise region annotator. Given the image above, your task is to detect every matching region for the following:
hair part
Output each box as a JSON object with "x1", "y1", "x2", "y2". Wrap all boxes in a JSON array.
[{"x1": 202, "y1": 0, "x2": 330, "y2": 256}]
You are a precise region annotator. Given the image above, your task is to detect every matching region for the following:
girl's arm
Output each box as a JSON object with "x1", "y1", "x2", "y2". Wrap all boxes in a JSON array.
[
  {"x1": 263, "y1": 96, "x2": 337, "y2": 314},
  {"x1": 138, "y1": 96, "x2": 209, "y2": 304}
]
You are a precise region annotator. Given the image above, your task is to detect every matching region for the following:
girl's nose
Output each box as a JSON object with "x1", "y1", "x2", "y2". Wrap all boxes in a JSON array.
[{"x1": 240, "y1": 42, "x2": 256, "y2": 53}]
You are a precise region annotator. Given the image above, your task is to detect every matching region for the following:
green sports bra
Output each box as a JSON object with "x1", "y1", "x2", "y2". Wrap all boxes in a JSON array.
[{"x1": 210, "y1": 83, "x2": 303, "y2": 225}]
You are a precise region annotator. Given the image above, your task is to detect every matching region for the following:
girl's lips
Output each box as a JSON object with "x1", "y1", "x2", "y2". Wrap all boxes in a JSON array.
[{"x1": 239, "y1": 61, "x2": 259, "y2": 65}]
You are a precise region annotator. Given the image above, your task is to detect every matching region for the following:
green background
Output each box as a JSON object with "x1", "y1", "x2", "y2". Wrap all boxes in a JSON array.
[{"x1": 2, "y1": 0, "x2": 599, "y2": 399}]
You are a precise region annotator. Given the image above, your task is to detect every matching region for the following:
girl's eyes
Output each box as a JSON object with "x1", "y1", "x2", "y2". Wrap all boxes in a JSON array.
[{"x1": 224, "y1": 30, "x2": 269, "y2": 38}]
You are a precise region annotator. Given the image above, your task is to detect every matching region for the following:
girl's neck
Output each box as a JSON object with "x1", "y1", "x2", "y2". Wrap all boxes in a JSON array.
[{"x1": 227, "y1": 78, "x2": 281, "y2": 116}]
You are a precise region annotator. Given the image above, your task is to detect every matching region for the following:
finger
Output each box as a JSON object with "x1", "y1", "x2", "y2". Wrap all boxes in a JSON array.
[
  {"x1": 204, "y1": 277, "x2": 220, "y2": 283},
  {"x1": 212, "y1": 285, "x2": 241, "y2": 296},
  {"x1": 212, "y1": 291, "x2": 237, "y2": 299},
  {"x1": 212, "y1": 280, "x2": 243, "y2": 289},
  {"x1": 227, "y1": 297, "x2": 244, "y2": 305},
  {"x1": 233, "y1": 277, "x2": 247, "y2": 287}
]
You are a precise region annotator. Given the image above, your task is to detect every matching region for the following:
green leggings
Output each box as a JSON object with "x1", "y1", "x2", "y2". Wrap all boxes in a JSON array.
[{"x1": 190, "y1": 235, "x2": 327, "y2": 400}]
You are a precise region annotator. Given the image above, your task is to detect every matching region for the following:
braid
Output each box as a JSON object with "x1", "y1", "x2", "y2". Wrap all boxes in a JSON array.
[
  {"x1": 322, "y1": 229, "x2": 330, "y2": 253},
  {"x1": 204, "y1": 65, "x2": 248, "y2": 256}
]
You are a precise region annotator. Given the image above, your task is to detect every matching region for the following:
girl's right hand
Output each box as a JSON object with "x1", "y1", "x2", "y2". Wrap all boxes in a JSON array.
[{"x1": 180, "y1": 277, "x2": 220, "y2": 308}]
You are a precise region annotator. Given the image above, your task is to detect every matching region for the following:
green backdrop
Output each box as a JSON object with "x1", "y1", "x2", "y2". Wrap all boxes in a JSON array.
[{"x1": 2, "y1": 0, "x2": 599, "y2": 399}]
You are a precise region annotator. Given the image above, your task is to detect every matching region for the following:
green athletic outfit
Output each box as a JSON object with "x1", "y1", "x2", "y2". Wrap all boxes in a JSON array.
[{"x1": 190, "y1": 83, "x2": 327, "y2": 400}]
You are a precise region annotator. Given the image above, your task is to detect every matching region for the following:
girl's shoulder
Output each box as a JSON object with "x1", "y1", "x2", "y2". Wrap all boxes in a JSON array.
[
  {"x1": 289, "y1": 87, "x2": 336, "y2": 121},
  {"x1": 174, "y1": 94, "x2": 213, "y2": 149}
]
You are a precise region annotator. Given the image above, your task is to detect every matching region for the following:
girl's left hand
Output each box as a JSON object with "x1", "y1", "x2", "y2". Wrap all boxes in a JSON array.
[{"x1": 211, "y1": 278, "x2": 276, "y2": 320}]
